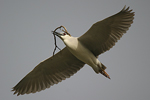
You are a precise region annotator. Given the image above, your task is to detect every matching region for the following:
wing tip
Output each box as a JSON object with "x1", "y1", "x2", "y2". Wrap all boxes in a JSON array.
[
  {"x1": 120, "y1": 6, "x2": 135, "y2": 23},
  {"x1": 121, "y1": 5, "x2": 135, "y2": 14}
]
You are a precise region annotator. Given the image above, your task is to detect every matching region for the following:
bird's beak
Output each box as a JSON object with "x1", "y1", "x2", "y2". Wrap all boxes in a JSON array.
[{"x1": 52, "y1": 31, "x2": 62, "y2": 37}]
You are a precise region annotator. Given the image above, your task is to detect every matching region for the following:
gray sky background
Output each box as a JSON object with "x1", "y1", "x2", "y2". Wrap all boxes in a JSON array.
[{"x1": 1, "y1": 0, "x2": 150, "y2": 100}]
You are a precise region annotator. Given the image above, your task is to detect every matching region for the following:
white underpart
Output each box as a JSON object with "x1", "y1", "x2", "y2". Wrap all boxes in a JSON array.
[{"x1": 62, "y1": 35, "x2": 102, "y2": 73}]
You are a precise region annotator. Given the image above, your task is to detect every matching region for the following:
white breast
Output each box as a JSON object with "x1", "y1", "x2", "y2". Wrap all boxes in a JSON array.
[{"x1": 64, "y1": 37, "x2": 99, "y2": 71}]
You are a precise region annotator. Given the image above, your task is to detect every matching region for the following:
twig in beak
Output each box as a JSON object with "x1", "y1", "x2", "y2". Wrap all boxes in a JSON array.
[
  {"x1": 52, "y1": 25, "x2": 69, "y2": 56},
  {"x1": 52, "y1": 33, "x2": 61, "y2": 56}
]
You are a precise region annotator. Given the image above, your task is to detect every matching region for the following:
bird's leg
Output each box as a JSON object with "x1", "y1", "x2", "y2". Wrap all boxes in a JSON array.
[
  {"x1": 100, "y1": 70, "x2": 110, "y2": 79},
  {"x1": 98, "y1": 64, "x2": 110, "y2": 79}
]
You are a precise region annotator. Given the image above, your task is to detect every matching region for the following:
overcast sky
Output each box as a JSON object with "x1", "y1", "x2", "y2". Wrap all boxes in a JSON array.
[{"x1": 1, "y1": 0, "x2": 150, "y2": 100}]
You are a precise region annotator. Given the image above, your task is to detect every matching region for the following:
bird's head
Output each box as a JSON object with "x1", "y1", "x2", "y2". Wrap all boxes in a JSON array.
[{"x1": 52, "y1": 31, "x2": 71, "y2": 40}]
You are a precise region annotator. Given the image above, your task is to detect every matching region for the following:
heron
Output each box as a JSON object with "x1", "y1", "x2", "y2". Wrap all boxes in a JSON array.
[{"x1": 12, "y1": 6, "x2": 134, "y2": 96}]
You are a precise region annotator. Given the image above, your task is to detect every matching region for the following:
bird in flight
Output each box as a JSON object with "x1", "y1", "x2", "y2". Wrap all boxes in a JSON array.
[{"x1": 12, "y1": 6, "x2": 134, "y2": 96}]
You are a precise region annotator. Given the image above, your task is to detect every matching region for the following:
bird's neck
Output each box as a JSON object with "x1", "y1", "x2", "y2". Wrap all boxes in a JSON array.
[{"x1": 63, "y1": 37, "x2": 78, "y2": 50}]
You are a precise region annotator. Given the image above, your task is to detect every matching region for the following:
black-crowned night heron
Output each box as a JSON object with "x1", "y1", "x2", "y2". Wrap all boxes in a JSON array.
[{"x1": 12, "y1": 6, "x2": 134, "y2": 96}]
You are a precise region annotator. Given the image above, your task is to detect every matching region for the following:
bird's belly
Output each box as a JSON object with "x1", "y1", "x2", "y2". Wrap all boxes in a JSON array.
[{"x1": 67, "y1": 42, "x2": 98, "y2": 67}]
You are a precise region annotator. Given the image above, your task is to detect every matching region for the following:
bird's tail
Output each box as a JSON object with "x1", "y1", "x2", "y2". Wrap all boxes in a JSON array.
[{"x1": 98, "y1": 63, "x2": 110, "y2": 79}]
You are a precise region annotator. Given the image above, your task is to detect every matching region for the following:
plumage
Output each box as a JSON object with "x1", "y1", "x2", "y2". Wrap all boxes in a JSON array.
[
  {"x1": 12, "y1": 48, "x2": 85, "y2": 96},
  {"x1": 12, "y1": 6, "x2": 134, "y2": 96},
  {"x1": 78, "y1": 6, "x2": 134, "y2": 56}
]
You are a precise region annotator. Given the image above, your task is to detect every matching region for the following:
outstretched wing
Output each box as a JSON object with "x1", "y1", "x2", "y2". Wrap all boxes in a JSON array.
[
  {"x1": 12, "y1": 47, "x2": 84, "y2": 96},
  {"x1": 78, "y1": 6, "x2": 134, "y2": 56}
]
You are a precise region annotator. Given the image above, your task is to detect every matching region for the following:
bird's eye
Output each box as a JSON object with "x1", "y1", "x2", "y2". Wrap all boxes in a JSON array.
[{"x1": 63, "y1": 33, "x2": 66, "y2": 35}]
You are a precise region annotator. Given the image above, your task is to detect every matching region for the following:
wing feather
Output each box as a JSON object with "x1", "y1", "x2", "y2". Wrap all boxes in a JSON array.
[
  {"x1": 12, "y1": 47, "x2": 84, "y2": 96},
  {"x1": 78, "y1": 6, "x2": 134, "y2": 56}
]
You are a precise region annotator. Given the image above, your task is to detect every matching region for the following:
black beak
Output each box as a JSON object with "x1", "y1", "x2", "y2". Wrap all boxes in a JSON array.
[{"x1": 52, "y1": 31, "x2": 62, "y2": 37}]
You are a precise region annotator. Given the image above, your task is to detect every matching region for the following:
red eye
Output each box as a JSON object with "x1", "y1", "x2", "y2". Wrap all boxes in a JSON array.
[{"x1": 63, "y1": 33, "x2": 66, "y2": 35}]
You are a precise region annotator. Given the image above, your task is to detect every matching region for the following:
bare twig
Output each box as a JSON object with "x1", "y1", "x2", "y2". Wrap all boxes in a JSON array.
[
  {"x1": 61, "y1": 26, "x2": 71, "y2": 36},
  {"x1": 52, "y1": 34, "x2": 61, "y2": 56},
  {"x1": 52, "y1": 26, "x2": 69, "y2": 56}
]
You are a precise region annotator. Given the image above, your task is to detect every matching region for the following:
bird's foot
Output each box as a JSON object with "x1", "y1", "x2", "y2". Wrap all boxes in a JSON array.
[{"x1": 100, "y1": 70, "x2": 111, "y2": 79}]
